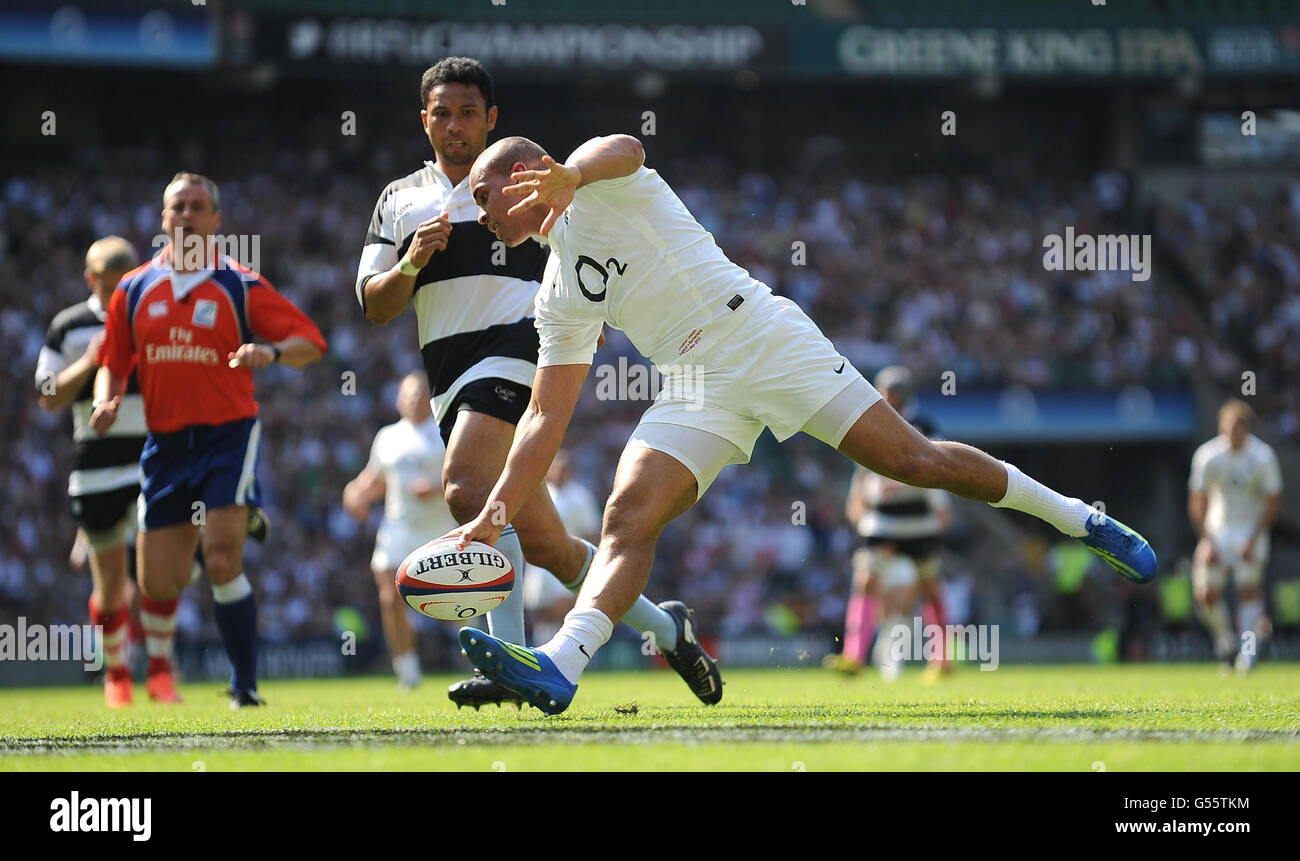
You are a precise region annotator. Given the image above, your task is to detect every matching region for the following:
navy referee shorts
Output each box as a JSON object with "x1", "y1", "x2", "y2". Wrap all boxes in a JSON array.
[{"x1": 138, "y1": 417, "x2": 262, "y2": 531}]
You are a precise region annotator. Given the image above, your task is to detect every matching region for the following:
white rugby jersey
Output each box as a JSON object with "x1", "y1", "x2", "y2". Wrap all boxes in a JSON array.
[
  {"x1": 36, "y1": 293, "x2": 148, "y2": 496},
  {"x1": 547, "y1": 479, "x2": 602, "y2": 540},
  {"x1": 357, "y1": 162, "x2": 547, "y2": 421},
  {"x1": 367, "y1": 416, "x2": 458, "y2": 539},
  {"x1": 534, "y1": 165, "x2": 770, "y2": 370},
  {"x1": 1189, "y1": 434, "x2": 1282, "y2": 533}
]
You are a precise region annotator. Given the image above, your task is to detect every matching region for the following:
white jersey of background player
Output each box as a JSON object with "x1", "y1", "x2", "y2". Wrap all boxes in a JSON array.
[
  {"x1": 1188, "y1": 399, "x2": 1282, "y2": 672},
  {"x1": 344, "y1": 373, "x2": 457, "y2": 688},
  {"x1": 368, "y1": 410, "x2": 458, "y2": 572}
]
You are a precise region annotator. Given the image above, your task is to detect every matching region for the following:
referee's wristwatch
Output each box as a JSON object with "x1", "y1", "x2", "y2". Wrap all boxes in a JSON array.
[{"x1": 268, "y1": 344, "x2": 282, "y2": 364}]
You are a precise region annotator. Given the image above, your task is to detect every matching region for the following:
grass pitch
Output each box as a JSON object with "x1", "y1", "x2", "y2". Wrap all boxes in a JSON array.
[{"x1": 1, "y1": 664, "x2": 1297, "y2": 771}]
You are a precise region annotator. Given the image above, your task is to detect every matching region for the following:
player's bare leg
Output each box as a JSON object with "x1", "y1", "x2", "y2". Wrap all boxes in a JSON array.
[
  {"x1": 444, "y1": 410, "x2": 585, "y2": 577},
  {"x1": 374, "y1": 566, "x2": 420, "y2": 688},
  {"x1": 85, "y1": 526, "x2": 133, "y2": 706},
  {"x1": 571, "y1": 447, "x2": 698, "y2": 623},
  {"x1": 1195, "y1": 584, "x2": 1233, "y2": 668},
  {"x1": 444, "y1": 409, "x2": 679, "y2": 653},
  {"x1": 917, "y1": 558, "x2": 952, "y2": 682},
  {"x1": 458, "y1": 446, "x2": 720, "y2": 713},
  {"x1": 1192, "y1": 538, "x2": 1235, "y2": 667},
  {"x1": 137, "y1": 521, "x2": 199, "y2": 703},
  {"x1": 836, "y1": 399, "x2": 1156, "y2": 583},
  {"x1": 1235, "y1": 582, "x2": 1268, "y2": 673},
  {"x1": 873, "y1": 566, "x2": 918, "y2": 682},
  {"x1": 203, "y1": 504, "x2": 263, "y2": 706}
]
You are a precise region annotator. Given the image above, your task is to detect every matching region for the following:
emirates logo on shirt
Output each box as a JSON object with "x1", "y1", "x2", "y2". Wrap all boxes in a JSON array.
[{"x1": 678, "y1": 329, "x2": 702, "y2": 356}]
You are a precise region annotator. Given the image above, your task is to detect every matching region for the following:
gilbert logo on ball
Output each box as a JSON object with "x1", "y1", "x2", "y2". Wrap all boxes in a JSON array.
[{"x1": 395, "y1": 538, "x2": 514, "y2": 621}]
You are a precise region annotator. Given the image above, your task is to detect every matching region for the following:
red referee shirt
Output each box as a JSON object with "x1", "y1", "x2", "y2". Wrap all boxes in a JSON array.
[{"x1": 100, "y1": 251, "x2": 327, "y2": 434}]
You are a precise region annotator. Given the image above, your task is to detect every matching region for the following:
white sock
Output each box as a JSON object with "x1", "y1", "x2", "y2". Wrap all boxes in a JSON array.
[
  {"x1": 486, "y1": 526, "x2": 526, "y2": 644},
  {"x1": 392, "y1": 651, "x2": 420, "y2": 686},
  {"x1": 874, "y1": 614, "x2": 905, "y2": 667},
  {"x1": 990, "y1": 462, "x2": 1093, "y2": 537},
  {"x1": 538, "y1": 607, "x2": 614, "y2": 684},
  {"x1": 211, "y1": 572, "x2": 253, "y2": 604},
  {"x1": 562, "y1": 539, "x2": 679, "y2": 652},
  {"x1": 1237, "y1": 598, "x2": 1264, "y2": 649}
]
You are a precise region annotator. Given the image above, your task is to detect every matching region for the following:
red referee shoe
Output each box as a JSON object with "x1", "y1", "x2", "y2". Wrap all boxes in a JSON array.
[
  {"x1": 104, "y1": 667, "x2": 133, "y2": 708},
  {"x1": 146, "y1": 658, "x2": 182, "y2": 704}
]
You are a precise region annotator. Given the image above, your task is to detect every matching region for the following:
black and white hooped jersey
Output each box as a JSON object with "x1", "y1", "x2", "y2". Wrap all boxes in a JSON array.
[
  {"x1": 35, "y1": 294, "x2": 146, "y2": 496},
  {"x1": 853, "y1": 413, "x2": 949, "y2": 541},
  {"x1": 356, "y1": 161, "x2": 548, "y2": 422}
]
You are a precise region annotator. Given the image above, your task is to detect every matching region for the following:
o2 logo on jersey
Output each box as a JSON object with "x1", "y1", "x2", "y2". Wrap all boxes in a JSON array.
[
  {"x1": 574, "y1": 255, "x2": 627, "y2": 302},
  {"x1": 192, "y1": 299, "x2": 218, "y2": 328}
]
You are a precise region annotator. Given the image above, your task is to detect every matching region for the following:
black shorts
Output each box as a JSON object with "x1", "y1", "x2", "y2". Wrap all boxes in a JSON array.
[
  {"x1": 437, "y1": 377, "x2": 532, "y2": 445},
  {"x1": 858, "y1": 536, "x2": 941, "y2": 561},
  {"x1": 70, "y1": 484, "x2": 140, "y2": 533}
]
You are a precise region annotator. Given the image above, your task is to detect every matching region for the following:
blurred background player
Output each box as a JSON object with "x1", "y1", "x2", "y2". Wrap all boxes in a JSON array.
[
  {"x1": 36, "y1": 237, "x2": 146, "y2": 707},
  {"x1": 1189, "y1": 399, "x2": 1283, "y2": 673},
  {"x1": 522, "y1": 449, "x2": 602, "y2": 643},
  {"x1": 355, "y1": 57, "x2": 687, "y2": 707},
  {"x1": 37, "y1": 238, "x2": 272, "y2": 706},
  {"x1": 91, "y1": 172, "x2": 326, "y2": 708},
  {"x1": 343, "y1": 372, "x2": 457, "y2": 689},
  {"x1": 825, "y1": 366, "x2": 951, "y2": 681}
]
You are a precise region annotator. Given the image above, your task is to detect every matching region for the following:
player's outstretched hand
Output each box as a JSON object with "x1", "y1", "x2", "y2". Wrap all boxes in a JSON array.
[
  {"x1": 228, "y1": 343, "x2": 276, "y2": 369},
  {"x1": 89, "y1": 395, "x2": 120, "y2": 435},
  {"x1": 444, "y1": 512, "x2": 504, "y2": 552},
  {"x1": 505, "y1": 155, "x2": 579, "y2": 235}
]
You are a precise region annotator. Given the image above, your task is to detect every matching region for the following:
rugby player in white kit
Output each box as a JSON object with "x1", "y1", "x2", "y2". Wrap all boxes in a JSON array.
[
  {"x1": 343, "y1": 373, "x2": 458, "y2": 689},
  {"x1": 450, "y1": 135, "x2": 1157, "y2": 714},
  {"x1": 1188, "y1": 399, "x2": 1282, "y2": 672},
  {"x1": 356, "y1": 59, "x2": 718, "y2": 707}
]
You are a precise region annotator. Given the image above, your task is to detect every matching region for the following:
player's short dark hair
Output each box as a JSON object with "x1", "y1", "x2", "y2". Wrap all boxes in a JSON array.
[{"x1": 420, "y1": 57, "x2": 495, "y2": 109}]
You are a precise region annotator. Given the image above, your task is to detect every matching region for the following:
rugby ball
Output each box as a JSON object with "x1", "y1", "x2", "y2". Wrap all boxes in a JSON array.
[{"x1": 395, "y1": 538, "x2": 514, "y2": 621}]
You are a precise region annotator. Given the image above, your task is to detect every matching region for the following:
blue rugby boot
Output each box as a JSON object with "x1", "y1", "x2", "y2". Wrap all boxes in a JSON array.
[
  {"x1": 1080, "y1": 512, "x2": 1157, "y2": 584},
  {"x1": 458, "y1": 628, "x2": 577, "y2": 716}
]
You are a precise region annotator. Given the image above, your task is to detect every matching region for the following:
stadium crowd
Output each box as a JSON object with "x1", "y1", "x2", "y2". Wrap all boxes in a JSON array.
[
  {"x1": 3, "y1": 126, "x2": 1293, "y2": 666},
  {"x1": 1153, "y1": 187, "x2": 1300, "y2": 440}
]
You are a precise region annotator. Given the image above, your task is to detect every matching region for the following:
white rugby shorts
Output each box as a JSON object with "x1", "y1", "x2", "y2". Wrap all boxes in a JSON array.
[
  {"x1": 1194, "y1": 526, "x2": 1269, "y2": 590},
  {"x1": 628, "y1": 295, "x2": 881, "y2": 498}
]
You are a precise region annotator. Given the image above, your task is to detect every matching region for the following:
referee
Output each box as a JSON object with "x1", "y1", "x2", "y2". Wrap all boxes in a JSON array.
[{"x1": 91, "y1": 173, "x2": 327, "y2": 708}]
